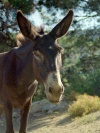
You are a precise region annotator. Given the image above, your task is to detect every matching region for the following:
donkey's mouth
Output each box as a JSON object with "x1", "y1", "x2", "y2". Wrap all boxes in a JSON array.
[{"x1": 45, "y1": 91, "x2": 63, "y2": 104}]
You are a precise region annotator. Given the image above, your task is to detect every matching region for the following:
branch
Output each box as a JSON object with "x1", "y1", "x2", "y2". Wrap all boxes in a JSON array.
[
  {"x1": 75, "y1": 15, "x2": 100, "y2": 18},
  {"x1": 7, "y1": 21, "x2": 17, "y2": 28},
  {"x1": 0, "y1": 21, "x2": 17, "y2": 32},
  {"x1": 0, "y1": 5, "x2": 4, "y2": 9}
]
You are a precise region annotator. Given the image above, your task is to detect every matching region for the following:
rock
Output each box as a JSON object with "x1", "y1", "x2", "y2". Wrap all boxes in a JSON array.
[
  {"x1": 30, "y1": 100, "x2": 69, "y2": 114},
  {"x1": 53, "y1": 102, "x2": 68, "y2": 111},
  {"x1": 47, "y1": 110, "x2": 53, "y2": 114},
  {"x1": 12, "y1": 109, "x2": 20, "y2": 118},
  {"x1": 40, "y1": 99, "x2": 50, "y2": 106},
  {"x1": 30, "y1": 101, "x2": 42, "y2": 113},
  {"x1": 42, "y1": 103, "x2": 57, "y2": 112},
  {"x1": 13, "y1": 112, "x2": 18, "y2": 118}
]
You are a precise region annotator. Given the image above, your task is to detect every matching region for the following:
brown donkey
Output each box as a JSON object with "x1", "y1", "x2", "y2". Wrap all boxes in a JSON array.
[{"x1": 0, "y1": 10, "x2": 73, "y2": 133}]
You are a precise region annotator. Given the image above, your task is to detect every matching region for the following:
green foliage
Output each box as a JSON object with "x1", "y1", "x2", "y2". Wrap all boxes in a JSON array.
[
  {"x1": 33, "y1": 84, "x2": 46, "y2": 101},
  {"x1": 63, "y1": 68, "x2": 100, "y2": 97},
  {"x1": 38, "y1": 0, "x2": 79, "y2": 10},
  {"x1": 0, "y1": 43, "x2": 11, "y2": 52},
  {"x1": 8, "y1": 0, "x2": 33, "y2": 14},
  {"x1": 68, "y1": 94, "x2": 100, "y2": 117},
  {"x1": 84, "y1": 0, "x2": 100, "y2": 15},
  {"x1": 60, "y1": 28, "x2": 100, "y2": 98}
]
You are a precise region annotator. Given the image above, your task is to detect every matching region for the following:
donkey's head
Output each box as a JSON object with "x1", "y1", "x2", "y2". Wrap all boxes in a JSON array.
[{"x1": 17, "y1": 10, "x2": 73, "y2": 103}]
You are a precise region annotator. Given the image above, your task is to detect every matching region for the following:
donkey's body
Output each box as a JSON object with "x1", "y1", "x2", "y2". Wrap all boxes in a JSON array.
[
  {"x1": 0, "y1": 10, "x2": 73, "y2": 133},
  {"x1": 0, "y1": 44, "x2": 36, "y2": 108},
  {"x1": 0, "y1": 53, "x2": 6, "y2": 91},
  {"x1": 0, "y1": 44, "x2": 38, "y2": 133}
]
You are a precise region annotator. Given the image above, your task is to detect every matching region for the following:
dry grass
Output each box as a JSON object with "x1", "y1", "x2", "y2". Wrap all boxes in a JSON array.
[{"x1": 68, "y1": 94, "x2": 100, "y2": 117}]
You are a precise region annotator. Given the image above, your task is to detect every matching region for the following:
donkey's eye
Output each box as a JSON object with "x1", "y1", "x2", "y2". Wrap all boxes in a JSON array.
[
  {"x1": 34, "y1": 51, "x2": 44, "y2": 61},
  {"x1": 49, "y1": 46, "x2": 53, "y2": 50}
]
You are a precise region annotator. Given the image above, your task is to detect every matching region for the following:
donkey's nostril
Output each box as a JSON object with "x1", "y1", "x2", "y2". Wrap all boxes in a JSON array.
[
  {"x1": 49, "y1": 87, "x2": 53, "y2": 94},
  {"x1": 49, "y1": 86, "x2": 64, "y2": 94}
]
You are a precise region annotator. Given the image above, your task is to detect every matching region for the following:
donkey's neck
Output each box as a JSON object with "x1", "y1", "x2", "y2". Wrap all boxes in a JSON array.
[{"x1": 32, "y1": 55, "x2": 45, "y2": 85}]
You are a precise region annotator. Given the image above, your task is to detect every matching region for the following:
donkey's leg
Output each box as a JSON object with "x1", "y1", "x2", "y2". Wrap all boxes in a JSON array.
[
  {"x1": 19, "y1": 80, "x2": 38, "y2": 133},
  {"x1": 19, "y1": 98, "x2": 31, "y2": 133},
  {"x1": 0, "y1": 106, "x2": 4, "y2": 116},
  {"x1": 4, "y1": 101, "x2": 14, "y2": 133}
]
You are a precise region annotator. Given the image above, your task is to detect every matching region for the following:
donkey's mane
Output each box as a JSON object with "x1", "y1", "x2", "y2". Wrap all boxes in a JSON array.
[
  {"x1": 16, "y1": 26, "x2": 45, "y2": 47},
  {"x1": 36, "y1": 25, "x2": 45, "y2": 35},
  {"x1": 16, "y1": 33, "x2": 29, "y2": 47}
]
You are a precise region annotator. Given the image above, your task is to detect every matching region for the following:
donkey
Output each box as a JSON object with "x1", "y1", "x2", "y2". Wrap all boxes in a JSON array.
[{"x1": 0, "y1": 10, "x2": 73, "y2": 133}]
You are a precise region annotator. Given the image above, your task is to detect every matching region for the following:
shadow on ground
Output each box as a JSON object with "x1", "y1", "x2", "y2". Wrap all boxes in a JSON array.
[{"x1": 1, "y1": 111, "x2": 71, "y2": 132}]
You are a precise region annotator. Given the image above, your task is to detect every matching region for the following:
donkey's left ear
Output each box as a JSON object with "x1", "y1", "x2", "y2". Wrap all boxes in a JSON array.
[
  {"x1": 17, "y1": 10, "x2": 39, "y2": 40},
  {"x1": 49, "y1": 10, "x2": 74, "y2": 39}
]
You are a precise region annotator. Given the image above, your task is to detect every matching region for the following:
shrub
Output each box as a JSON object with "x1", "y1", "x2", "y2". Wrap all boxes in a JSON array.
[
  {"x1": 68, "y1": 94, "x2": 100, "y2": 117},
  {"x1": 63, "y1": 68, "x2": 100, "y2": 98},
  {"x1": 33, "y1": 84, "x2": 46, "y2": 101}
]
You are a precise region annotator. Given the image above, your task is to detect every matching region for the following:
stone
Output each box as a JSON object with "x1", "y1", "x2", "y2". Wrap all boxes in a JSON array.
[
  {"x1": 13, "y1": 112, "x2": 18, "y2": 118},
  {"x1": 47, "y1": 110, "x2": 53, "y2": 114},
  {"x1": 30, "y1": 100, "x2": 69, "y2": 114},
  {"x1": 30, "y1": 101, "x2": 42, "y2": 113},
  {"x1": 40, "y1": 99, "x2": 50, "y2": 106},
  {"x1": 42, "y1": 103, "x2": 57, "y2": 112}
]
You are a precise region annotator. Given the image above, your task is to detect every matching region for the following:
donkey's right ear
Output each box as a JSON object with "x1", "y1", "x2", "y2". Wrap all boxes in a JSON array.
[
  {"x1": 17, "y1": 10, "x2": 39, "y2": 40},
  {"x1": 49, "y1": 10, "x2": 74, "y2": 39}
]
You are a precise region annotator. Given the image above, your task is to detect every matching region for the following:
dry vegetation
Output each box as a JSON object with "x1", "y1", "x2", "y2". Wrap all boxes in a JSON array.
[{"x1": 68, "y1": 94, "x2": 100, "y2": 117}]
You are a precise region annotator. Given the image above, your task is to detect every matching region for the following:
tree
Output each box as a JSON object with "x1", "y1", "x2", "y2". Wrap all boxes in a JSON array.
[
  {"x1": 0, "y1": 0, "x2": 34, "y2": 33},
  {"x1": 37, "y1": 0, "x2": 100, "y2": 28},
  {"x1": 0, "y1": 0, "x2": 100, "y2": 33}
]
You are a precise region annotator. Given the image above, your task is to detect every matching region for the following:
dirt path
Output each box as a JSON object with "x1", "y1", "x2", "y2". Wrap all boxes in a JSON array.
[{"x1": 0, "y1": 110, "x2": 100, "y2": 133}]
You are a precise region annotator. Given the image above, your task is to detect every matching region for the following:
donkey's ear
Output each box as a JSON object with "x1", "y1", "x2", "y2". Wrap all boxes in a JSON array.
[
  {"x1": 17, "y1": 10, "x2": 39, "y2": 39},
  {"x1": 49, "y1": 10, "x2": 74, "y2": 39}
]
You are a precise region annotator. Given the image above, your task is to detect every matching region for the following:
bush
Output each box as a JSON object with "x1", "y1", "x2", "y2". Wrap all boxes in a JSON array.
[
  {"x1": 0, "y1": 43, "x2": 11, "y2": 52},
  {"x1": 33, "y1": 84, "x2": 46, "y2": 101},
  {"x1": 63, "y1": 68, "x2": 100, "y2": 98},
  {"x1": 68, "y1": 94, "x2": 100, "y2": 117}
]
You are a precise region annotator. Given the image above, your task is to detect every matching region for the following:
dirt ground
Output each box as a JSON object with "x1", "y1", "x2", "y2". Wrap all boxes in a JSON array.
[{"x1": 0, "y1": 110, "x2": 100, "y2": 133}]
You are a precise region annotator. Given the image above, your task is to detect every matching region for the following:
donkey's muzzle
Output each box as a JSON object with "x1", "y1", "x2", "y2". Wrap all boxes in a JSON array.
[
  {"x1": 49, "y1": 85, "x2": 64, "y2": 94},
  {"x1": 45, "y1": 85, "x2": 64, "y2": 104}
]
